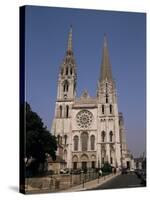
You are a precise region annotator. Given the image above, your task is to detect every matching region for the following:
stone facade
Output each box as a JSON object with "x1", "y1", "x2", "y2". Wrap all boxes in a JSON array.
[{"x1": 51, "y1": 27, "x2": 130, "y2": 170}]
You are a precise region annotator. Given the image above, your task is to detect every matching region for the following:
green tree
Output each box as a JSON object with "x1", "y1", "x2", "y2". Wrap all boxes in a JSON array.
[
  {"x1": 25, "y1": 102, "x2": 57, "y2": 175},
  {"x1": 101, "y1": 162, "x2": 112, "y2": 173}
]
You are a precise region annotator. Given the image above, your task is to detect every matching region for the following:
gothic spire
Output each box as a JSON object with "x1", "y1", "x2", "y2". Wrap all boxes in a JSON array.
[
  {"x1": 67, "y1": 25, "x2": 73, "y2": 53},
  {"x1": 59, "y1": 26, "x2": 76, "y2": 79},
  {"x1": 100, "y1": 34, "x2": 113, "y2": 81}
]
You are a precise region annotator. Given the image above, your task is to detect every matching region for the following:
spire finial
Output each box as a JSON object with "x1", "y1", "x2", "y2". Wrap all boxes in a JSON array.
[
  {"x1": 100, "y1": 33, "x2": 113, "y2": 81},
  {"x1": 67, "y1": 25, "x2": 73, "y2": 51},
  {"x1": 104, "y1": 33, "x2": 107, "y2": 47}
]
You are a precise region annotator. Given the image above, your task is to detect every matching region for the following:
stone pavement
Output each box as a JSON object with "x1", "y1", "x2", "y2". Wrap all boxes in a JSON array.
[{"x1": 60, "y1": 172, "x2": 121, "y2": 192}]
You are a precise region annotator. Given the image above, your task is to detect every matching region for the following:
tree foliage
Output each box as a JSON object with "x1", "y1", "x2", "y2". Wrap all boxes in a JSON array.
[
  {"x1": 26, "y1": 102, "x2": 57, "y2": 163},
  {"x1": 101, "y1": 162, "x2": 112, "y2": 173}
]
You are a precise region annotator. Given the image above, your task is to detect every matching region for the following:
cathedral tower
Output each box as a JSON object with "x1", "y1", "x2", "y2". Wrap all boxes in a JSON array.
[
  {"x1": 55, "y1": 26, "x2": 77, "y2": 120},
  {"x1": 57, "y1": 26, "x2": 77, "y2": 101},
  {"x1": 51, "y1": 27, "x2": 77, "y2": 168},
  {"x1": 97, "y1": 34, "x2": 121, "y2": 167}
]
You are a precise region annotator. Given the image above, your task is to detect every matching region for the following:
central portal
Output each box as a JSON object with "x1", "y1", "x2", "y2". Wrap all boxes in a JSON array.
[
  {"x1": 82, "y1": 161, "x2": 87, "y2": 169},
  {"x1": 81, "y1": 154, "x2": 89, "y2": 170}
]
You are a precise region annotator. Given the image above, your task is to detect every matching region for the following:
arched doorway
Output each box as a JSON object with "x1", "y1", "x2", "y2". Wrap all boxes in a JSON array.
[
  {"x1": 81, "y1": 154, "x2": 89, "y2": 170},
  {"x1": 91, "y1": 155, "x2": 96, "y2": 169},
  {"x1": 72, "y1": 155, "x2": 78, "y2": 169}
]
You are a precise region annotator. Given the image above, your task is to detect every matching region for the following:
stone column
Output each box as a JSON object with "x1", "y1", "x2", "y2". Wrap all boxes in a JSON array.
[
  {"x1": 67, "y1": 144, "x2": 72, "y2": 169},
  {"x1": 98, "y1": 144, "x2": 101, "y2": 168},
  {"x1": 88, "y1": 133, "x2": 90, "y2": 151},
  {"x1": 106, "y1": 144, "x2": 110, "y2": 163},
  {"x1": 79, "y1": 132, "x2": 81, "y2": 151},
  {"x1": 114, "y1": 116, "x2": 121, "y2": 168},
  {"x1": 97, "y1": 118, "x2": 101, "y2": 168},
  {"x1": 115, "y1": 143, "x2": 121, "y2": 167},
  {"x1": 67, "y1": 125, "x2": 72, "y2": 169}
]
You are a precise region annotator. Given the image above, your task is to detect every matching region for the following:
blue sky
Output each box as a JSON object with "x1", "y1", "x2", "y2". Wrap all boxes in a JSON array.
[{"x1": 25, "y1": 6, "x2": 146, "y2": 157}]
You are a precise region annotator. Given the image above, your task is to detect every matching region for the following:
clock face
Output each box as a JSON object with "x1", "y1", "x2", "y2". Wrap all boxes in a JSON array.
[{"x1": 76, "y1": 110, "x2": 93, "y2": 129}]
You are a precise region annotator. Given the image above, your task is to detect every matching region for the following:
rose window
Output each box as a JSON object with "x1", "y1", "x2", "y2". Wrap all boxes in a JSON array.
[{"x1": 76, "y1": 110, "x2": 93, "y2": 128}]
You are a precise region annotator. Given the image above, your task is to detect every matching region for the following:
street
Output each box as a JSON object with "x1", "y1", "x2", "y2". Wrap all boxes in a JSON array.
[{"x1": 89, "y1": 173, "x2": 145, "y2": 190}]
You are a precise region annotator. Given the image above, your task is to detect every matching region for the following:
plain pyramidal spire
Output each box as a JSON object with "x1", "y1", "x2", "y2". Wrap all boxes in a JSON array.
[
  {"x1": 67, "y1": 25, "x2": 73, "y2": 52},
  {"x1": 100, "y1": 33, "x2": 113, "y2": 81}
]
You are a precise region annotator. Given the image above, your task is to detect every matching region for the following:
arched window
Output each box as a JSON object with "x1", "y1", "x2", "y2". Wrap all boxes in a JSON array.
[
  {"x1": 109, "y1": 131, "x2": 113, "y2": 142},
  {"x1": 66, "y1": 105, "x2": 69, "y2": 118},
  {"x1": 59, "y1": 105, "x2": 62, "y2": 118},
  {"x1": 106, "y1": 95, "x2": 108, "y2": 103},
  {"x1": 64, "y1": 150, "x2": 67, "y2": 161},
  {"x1": 63, "y1": 80, "x2": 69, "y2": 92},
  {"x1": 64, "y1": 135, "x2": 67, "y2": 145},
  {"x1": 101, "y1": 131, "x2": 105, "y2": 142},
  {"x1": 81, "y1": 132, "x2": 88, "y2": 151},
  {"x1": 110, "y1": 157, "x2": 113, "y2": 164},
  {"x1": 74, "y1": 136, "x2": 79, "y2": 151},
  {"x1": 101, "y1": 145, "x2": 106, "y2": 164},
  {"x1": 70, "y1": 68, "x2": 73, "y2": 75},
  {"x1": 63, "y1": 83, "x2": 65, "y2": 92},
  {"x1": 90, "y1": 135, "x2": 95, "y2": 150},
  {"x1": 66, "y1": 67, "x2": 68, "y2": 75},
  {"x1": 59, "y1": 136, "x2": 62, "y2": 145},
  {"x1": 110, "y1": 104, "x2": 112, "y2": 114},
  {"x1": 102, "y1": 105, "x2": 104, "y2": 114}
]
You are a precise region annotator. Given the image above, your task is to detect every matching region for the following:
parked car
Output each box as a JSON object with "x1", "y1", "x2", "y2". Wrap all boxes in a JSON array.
[
  {"x1": 60, "y1": 168, "x2": 69, "y2": 174},
  {"x1": 135, "y1": 169, "x2": 146, "y2": 186},
  {"x1": 71, "y1": 169, "x2": 82, "y2": 175},
  {"x1": 135, "y1": 169, "x2": 143, "y2": 178},
  {"x1": 141, "y1": 172, "x2": 146, "y2": 186},
  {"x1": 130, "y1": 168, "x2": 135, "y2": 173},
  {"x1": 121, "y1": 168, "x2": 129, "y2": 174}
]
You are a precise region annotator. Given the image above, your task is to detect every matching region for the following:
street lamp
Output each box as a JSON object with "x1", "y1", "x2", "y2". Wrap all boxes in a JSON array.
[
  {"x1": 81, "y1": 170, "x2": 84, "y2": 188},
  {"x1": 70, "y1": 169, "x2": 72, "y2": 187}
]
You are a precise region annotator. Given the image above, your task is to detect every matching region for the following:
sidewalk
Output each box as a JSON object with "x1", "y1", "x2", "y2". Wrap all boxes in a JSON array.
[{"x1": 61, "y1": 172, "x2": 121, "y2": 192}]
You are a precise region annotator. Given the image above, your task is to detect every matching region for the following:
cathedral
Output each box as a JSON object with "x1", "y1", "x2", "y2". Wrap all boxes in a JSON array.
[{"x1": 51, "y1": 27, "x2": 130, "y2": 170}]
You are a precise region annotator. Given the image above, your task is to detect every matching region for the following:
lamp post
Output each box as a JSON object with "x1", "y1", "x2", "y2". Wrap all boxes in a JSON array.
[
  {"x1": 70, "y1": 169, "x2": 72, "y2": 187},
  {"x1": 81, "y1": 170, "x2": 84, "y2": 188},
  {"x1": 97, "y1": 172, "x2": 100, "y2": 184}
]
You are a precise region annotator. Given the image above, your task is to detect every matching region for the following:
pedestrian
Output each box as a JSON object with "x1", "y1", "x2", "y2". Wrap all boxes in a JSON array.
[
  {"x1": 99, "y1": 169, "x2": 102, "y2": 177},
  {"x1": 114, "y1": 167, "x2": 116, "y2": 174},
  {"x1": 112, "y1": 167, "x2": 114, "y2": 174}
]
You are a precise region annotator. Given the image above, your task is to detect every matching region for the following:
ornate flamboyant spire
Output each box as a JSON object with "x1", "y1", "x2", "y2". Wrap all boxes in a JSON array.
[
  {"x1": 100, "y1": 34, "x2": 113, "y2": 81},
  {"x1": 67, "y1": 25, "x2": 73, "y2": 53},
  {"x1": 58, "y1": 26, "x2": 77, "y2": 100},
  {"x1": 60, "y1": 26, "x2": 76, "y2": 72}
]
